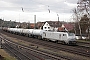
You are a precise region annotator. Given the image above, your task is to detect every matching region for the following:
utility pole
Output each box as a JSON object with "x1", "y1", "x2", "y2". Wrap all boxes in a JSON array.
[
  {"x1": 34, "y1": 15, "x2": 36, "y2": 29},
  {"x1": 58, "y1": 16, "x2": 59, "y2": 26},
  {"x1": 57, "y1": 14, "x2": 59, "y2": 27}
]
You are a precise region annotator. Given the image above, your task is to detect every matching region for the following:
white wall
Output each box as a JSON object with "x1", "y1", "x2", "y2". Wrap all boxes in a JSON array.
[
  {"x1": 43, "y1": 22, "x2": 53, "y2": 31},
  {"x1": 43, "y1": 22, "x2": 59, "y2": 31}
]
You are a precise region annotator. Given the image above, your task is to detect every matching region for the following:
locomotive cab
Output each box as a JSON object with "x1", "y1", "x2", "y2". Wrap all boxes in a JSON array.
[{"x1": 67, "y1": 33, "x2": 76, "y2": 44}]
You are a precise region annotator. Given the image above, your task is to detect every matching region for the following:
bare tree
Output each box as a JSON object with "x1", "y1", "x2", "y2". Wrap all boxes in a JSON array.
[
  {"x1": 73, "y1": 0, "x2": 90, "y2": 39},
  {"x1": 73, "y1": 8, "x2": 82, "y2": 39}
]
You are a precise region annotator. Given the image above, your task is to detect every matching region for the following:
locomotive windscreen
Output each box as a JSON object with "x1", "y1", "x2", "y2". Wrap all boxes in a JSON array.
[{"x1": 68, "y1": 33, "x2": 75, "y2": 36}]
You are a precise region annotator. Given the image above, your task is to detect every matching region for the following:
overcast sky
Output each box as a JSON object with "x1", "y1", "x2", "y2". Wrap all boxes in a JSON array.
[{"x1": 0, "y1": 0, "x2": 78, "y2": 23}]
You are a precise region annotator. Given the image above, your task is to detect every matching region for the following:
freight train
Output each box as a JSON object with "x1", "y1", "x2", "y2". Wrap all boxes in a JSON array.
[{"x1": 2, "y1": 27, "x2": 76, "y2": 45}]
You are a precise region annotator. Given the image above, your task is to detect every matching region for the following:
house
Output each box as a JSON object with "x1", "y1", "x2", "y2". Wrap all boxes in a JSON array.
[
  {"x1": 35, "y1": 21, "x2": 74, "y2": 32},
  {"x1": 30, "y1": 23, "x2": 35, "y2": 29},
  {"x1": 58, "y1": 23, "x2": 74, "y2": 32},
  {"x1": 42, "y1": 22, "x2": 52, "y2": 31},
  {"x1": 36, "y1": 22, "x2": 44, "y2": 29},
  {"x1": 40, "y1": 21, "x2": 62, "y2": 31}
]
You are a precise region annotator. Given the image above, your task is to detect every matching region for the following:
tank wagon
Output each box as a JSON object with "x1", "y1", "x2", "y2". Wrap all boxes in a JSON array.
[
  {"x1": 22, "y1": 29, "x2": 34, "y2": 37},
  {"x1": 3, "y1": 27, "x2": 76, "y2": 45},
  {"x1": 8, "y1": 28, "x2": 23, "y2": 35},
  {"x1": 31, "y1": 29, "x2": 44, "y2": 39}
]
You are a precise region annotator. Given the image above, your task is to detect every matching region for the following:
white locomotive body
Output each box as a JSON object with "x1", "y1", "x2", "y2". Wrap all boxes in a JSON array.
[{"x1": 42, "y1": 31, "x2": 76, "y2": 44}]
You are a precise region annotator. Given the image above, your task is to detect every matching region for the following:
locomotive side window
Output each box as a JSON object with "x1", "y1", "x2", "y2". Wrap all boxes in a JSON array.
[
  {"x1": 59, "y1": 34, "x2": 61, "y2": 38},
  {"x1": 63, "y1": 34, "x2": 66, "y2": 36}
]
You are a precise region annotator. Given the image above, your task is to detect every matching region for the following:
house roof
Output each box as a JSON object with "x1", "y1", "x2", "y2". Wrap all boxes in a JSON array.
[
  {"x1": 62, "y1": 23, "x2": 74, "y2": 31},
  {"x1": 36, "y1": 22, "x2": 45, "y2": 29},
  {"x1": 46, "y1": 21, "x2": 62, "y2": 27},
  {"x1": 58, "y1": 27, "x2": 65, "y2": 31},
  {"x1": 30, "y1": 23, "x2": 35, "y2": 28}
]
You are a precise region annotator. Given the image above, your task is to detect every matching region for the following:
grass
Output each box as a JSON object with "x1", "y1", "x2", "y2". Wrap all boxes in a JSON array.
[
  {"x1": 77, "y1": 39, "x2": 90, "y2": 43},
  {"x1": 0, "y1": 49, "x2": 16, "y2": 60}
]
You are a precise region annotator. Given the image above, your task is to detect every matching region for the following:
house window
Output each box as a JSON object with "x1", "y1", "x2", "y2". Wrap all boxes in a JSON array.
[
  {"x1": 47, "y1": 24, "x2": 48, "y2": 26},
  {"x1": 44, "y1": 27, "x2": 47, "y2": 29},
  {"x1": 48, "y1": 27, "x2": 50, "y2": 29}
]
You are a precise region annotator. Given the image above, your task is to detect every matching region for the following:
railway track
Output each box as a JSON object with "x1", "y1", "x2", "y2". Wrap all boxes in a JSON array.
[
  {"x1": 77, "y1": 41, "x2": 90, "y2": 48},
  {"x1": 0, "y1": 30, "x2": 90, "y2": 59},
  {"x1": 0, "y1": 35, "x2": 70, "y2": 60},
  {"x1": 26, "y1": 38, "x2": 90, "y2": 57},
  {"x1": 3, "y1": 43, "x2": 32, "y2": 60}
]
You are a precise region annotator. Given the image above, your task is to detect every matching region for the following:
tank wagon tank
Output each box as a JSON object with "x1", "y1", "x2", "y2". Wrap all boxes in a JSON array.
[
  {"x1": 31, "y1": 29, "x2": 44, "y2": 39},
  {"x1": 22, "y1": 29, "x2": 34, "y2": 37},
  {"x1": 22, "y1": 29, "x2": 30, "y2": 36},
  {"x1": 8, "y1": 28, "x2": 17, "y2": 33},
  {"x1": 2, "y1": 27, "x2": 8, "y2": 32},
  {"x1": 8, "y1": 28, "x2": 23, "y2": 35}
]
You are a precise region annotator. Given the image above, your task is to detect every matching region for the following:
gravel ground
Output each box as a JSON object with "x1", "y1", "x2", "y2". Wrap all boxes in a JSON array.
[
  {"x1": 1, "y1": 32, "x2": 90, "y2": 60},
  {"x1": 0, "y1": 49, "x2": 16, "y2": 60},
  {"x1": 0, "y1": 55, "x2": 4, "y2": 60}
]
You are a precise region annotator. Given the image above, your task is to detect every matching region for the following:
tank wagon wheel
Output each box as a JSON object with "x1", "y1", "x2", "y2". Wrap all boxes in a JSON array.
[
  {"x1": 54, "y1": 40, "x2": 58, "y2": 43},
  {"x1": 45, "y1": 39, "x2": 50, "y2": 42},
  {"x1": 43, "y1": 38, "x2": 46, "y2": 41},
  {"x1": 26, "y1": 34, "x2": 29, "y2": 37},
  {"x1": 37, "y1": 36, "x2": 42, "y2": 40}
]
